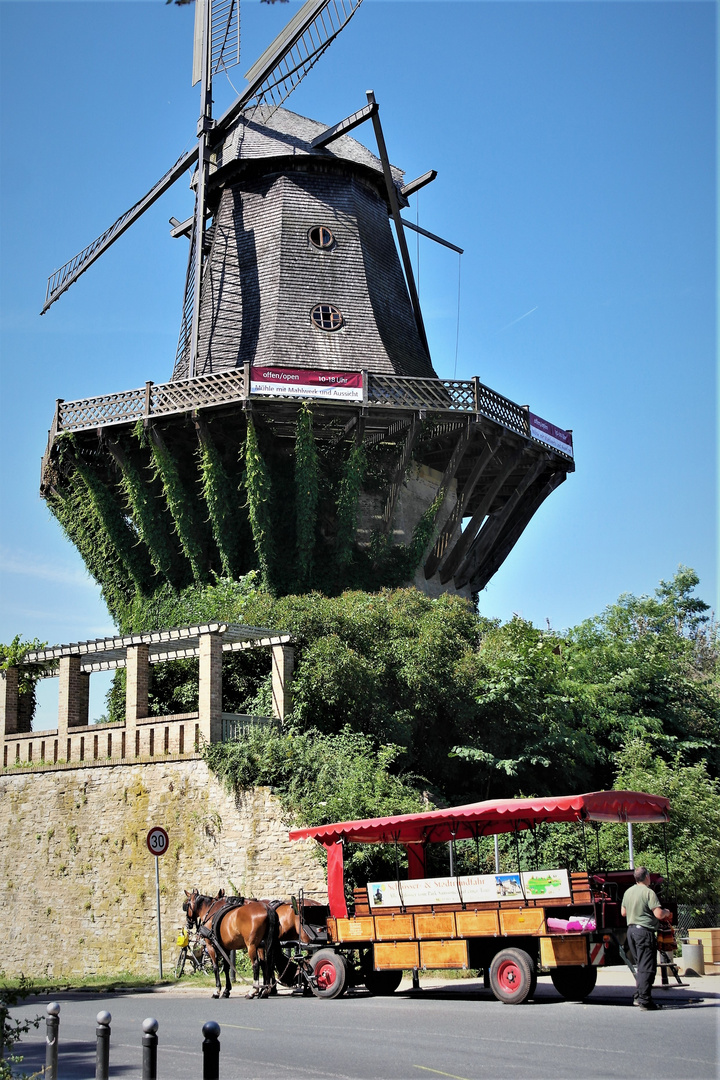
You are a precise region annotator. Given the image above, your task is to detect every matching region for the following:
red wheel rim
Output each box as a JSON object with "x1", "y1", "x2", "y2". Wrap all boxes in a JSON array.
[
  {"x1": 496, "y1": 959, "x2": 523, "y2": 995},
  {"x1": 315, "y1": 960, "x2": 337, "y2": 991}
]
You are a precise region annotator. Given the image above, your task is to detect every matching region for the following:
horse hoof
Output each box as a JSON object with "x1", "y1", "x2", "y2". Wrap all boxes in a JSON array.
[
  {"x1": 245, "y1": 990, "x2": 257, "y2": 999},
  {"x1": 212, "y1": 992, "x2": 220, "y2": 999},
  {"x1": 222, "y1": 990, "x2": 231, "y2": 999}
]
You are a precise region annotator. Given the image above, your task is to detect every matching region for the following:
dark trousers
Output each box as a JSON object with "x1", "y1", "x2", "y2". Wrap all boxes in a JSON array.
[{"x1": 627, "y1": 925, "x2": 657, "y2": 1005}]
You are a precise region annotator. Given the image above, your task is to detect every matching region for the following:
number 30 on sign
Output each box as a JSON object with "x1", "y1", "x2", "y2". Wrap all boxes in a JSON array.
[{"x1": 146, "y1": 826, "x2": 169, "y2": 856}]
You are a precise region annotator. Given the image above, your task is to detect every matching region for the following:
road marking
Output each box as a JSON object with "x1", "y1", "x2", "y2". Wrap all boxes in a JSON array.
[
  {"x1": 413, "y1": 1067, "x2": 474, "y2": 1080},
  {"x1": 213, "y1": 1023, "x2": 263, "y2": 1031}
]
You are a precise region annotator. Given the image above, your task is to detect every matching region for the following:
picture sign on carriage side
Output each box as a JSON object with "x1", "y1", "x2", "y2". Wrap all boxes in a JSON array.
[
  {"x1": 251, "y1": 366, "x2": 364, "y2": 402},
  {"x1": 367, "y1": 869, "x2": 571, "y2": 907},
  {"x1": 146, "y1": 826, "x2": 169, "y2": 857}
]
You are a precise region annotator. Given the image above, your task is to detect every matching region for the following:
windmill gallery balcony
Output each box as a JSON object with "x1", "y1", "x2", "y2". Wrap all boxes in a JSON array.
[
  {"x1": 40, "y1": 368, "x2": 574, "y2": 603},
  {"x1": 0, "y1": 624, "x2": 293, "y2": 773}
]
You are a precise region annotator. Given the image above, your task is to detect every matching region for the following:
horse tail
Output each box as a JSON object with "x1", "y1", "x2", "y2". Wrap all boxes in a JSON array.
[{"x1": 264, "y1": 902, "x2": 278, "y2": 959}]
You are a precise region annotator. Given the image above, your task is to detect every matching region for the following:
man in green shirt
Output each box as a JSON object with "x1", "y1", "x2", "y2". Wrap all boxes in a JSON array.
[{"x1": 621, "y1": 866, "x2": 672, "y2": 1011}]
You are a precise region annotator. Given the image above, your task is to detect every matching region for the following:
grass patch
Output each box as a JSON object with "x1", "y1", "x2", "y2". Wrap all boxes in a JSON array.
[{"x1": 0, "y1": 972, "x2": 168, "y2": 994}]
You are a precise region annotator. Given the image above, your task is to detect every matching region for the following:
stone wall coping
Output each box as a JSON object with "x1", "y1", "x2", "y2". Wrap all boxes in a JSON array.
[
  {"x1": 1, "y1": 751, "x2": 204, "y2": 777},
  {"x1": 136, "y1": 712, "x2": 199, "y2": 726}
]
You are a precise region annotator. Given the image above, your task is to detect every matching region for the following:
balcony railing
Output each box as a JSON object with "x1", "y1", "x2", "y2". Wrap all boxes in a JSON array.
[{"x1": 45, "y1": 369, "x2": 572, "y2": 461}]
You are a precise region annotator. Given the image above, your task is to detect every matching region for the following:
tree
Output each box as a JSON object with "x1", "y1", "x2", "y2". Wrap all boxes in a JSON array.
[{"x1": 603, "y1": 739, "x2": 720, "y2": 905}]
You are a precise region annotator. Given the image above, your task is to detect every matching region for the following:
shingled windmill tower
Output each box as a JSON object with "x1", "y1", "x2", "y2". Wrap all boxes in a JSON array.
[{"x1": 40, "y1": 0, "x2": 574, "y2": 629}]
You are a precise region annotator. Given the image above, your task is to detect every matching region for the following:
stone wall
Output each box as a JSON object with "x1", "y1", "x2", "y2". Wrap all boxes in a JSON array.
[{"x1": 0, "y1": 759, "x2": 326, "y2": 978}]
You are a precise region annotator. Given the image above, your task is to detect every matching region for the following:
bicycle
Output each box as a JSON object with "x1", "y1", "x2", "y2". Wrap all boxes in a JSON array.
[{"x1": 175, "y1": 927, "x2": 214, "y2": 978}]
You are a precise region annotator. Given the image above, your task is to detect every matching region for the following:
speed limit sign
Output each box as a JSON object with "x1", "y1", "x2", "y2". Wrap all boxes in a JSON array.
[{"x1": 146, "y1": 826, "x2": 169, "y2": 857}]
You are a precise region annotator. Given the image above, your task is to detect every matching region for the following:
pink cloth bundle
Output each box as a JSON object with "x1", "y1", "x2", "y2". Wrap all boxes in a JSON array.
[{"x1": 547, "y1": 916, "x2": 596, "y2": 933}]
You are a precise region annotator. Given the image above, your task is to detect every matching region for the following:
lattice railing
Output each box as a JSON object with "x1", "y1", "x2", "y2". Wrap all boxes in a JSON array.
[
  {"x1": 51, "y1": 369, "x2": 572, "y2": 459},
  {"x1": 475, "y1": 384, "x2": 528, "y2": 438},
  {"x1": 59, "y1": 386, "x2": 146, "y2": 430}
]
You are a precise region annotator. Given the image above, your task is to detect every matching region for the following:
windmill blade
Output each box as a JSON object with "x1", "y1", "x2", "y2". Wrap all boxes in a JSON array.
[
  {"x1": 42, "y1": 147, "x2": 199, "y2": 315},
  {"x1": 193, "y1": 0, "x2": 241, "y2": 87},
  {"x1": 211, "y1": 0, "x2": 241, "y2": 76},
  {"x1": 214, "y1": 0, "x2": 364, "y2": 138}
]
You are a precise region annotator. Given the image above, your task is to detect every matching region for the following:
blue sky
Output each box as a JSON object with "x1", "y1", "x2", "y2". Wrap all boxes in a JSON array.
[{"x1": 0, "y1": 0, "x2": 716, "y2": 721}]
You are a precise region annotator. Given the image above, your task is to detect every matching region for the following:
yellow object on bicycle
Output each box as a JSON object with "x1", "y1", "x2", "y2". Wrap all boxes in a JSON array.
[{"x1": 177, "y1": 929, "x2": 189, "y2": 947}]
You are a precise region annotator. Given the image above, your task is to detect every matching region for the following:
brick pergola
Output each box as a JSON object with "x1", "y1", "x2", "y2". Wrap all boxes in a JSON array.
[{"x1": 1, "y1": 623, "x2": 294, "y2": 769}]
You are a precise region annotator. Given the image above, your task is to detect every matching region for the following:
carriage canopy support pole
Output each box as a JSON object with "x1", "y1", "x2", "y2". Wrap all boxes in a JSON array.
[{"x1": 627, "y1": 822, "x2": 635, "y2": 869}]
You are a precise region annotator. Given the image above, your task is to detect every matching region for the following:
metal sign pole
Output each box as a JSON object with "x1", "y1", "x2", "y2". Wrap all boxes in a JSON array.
[
  {"x1": 155, "y1": 856, "x2": 163, "y2": 979},
  {"x1": 147, "y1": 826, "x2": 168, "y2": 979}
]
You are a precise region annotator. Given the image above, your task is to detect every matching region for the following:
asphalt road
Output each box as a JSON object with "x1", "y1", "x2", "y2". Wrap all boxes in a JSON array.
[{"x1": 9, "y1": 970, "x2": 718, "y2": 1080}]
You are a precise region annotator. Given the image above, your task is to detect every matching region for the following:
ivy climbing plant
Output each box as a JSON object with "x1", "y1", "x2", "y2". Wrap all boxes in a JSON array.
[
  {"x1": 67, "y1": 437, "x2": 155, "y2": 595},
  {"x1": 334, "y1": 443, "x2": 366, "y2": 575},
  {"x1": 138, "y1": 421, "x2": 211, "y2": 583},
  {"x1": 293, "y1": 404, "x2": 319, "y2": 591},
  {"x1": 244, "y1": 419, "x2": 276, "y2": 592},
  {"x1": 197, "y1": 424, "x2": 245, "y2": 579},
  {"x1": 114, "y1": 434, "x2": 188, "y2": 587}
]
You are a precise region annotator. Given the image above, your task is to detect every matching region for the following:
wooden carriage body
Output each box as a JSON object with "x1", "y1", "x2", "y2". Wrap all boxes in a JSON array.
[{"x1": 289, "y1": 791, "x2": 672, "y2": 1001}]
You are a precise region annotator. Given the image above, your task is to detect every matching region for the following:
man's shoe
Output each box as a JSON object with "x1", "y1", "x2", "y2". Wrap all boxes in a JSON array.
[{"x1": 637, "y1": 1002, "x2": 662, "y2": 1011}]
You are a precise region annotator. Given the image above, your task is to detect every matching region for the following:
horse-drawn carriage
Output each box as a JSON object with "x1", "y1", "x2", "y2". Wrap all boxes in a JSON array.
[{"x1": 185, "y1": 790, "x2": 676, "y2": 1002}]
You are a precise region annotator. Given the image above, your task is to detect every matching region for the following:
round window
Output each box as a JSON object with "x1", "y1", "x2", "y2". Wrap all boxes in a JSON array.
[
  {"x1": 309, "y1": 225, "x2": 335, "y2": 250},
  {"x1": 311, "y1": 304, "x2": 343, "y2": 331}
]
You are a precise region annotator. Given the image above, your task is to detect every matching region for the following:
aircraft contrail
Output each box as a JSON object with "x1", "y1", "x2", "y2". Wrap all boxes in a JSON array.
[{"x1": 496, "y1": 305, "x2": 538, "y2": 334}]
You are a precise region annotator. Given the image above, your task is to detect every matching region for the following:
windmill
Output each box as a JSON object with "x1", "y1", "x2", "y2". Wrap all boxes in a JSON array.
[{"x1": 39, "y1": 0, "x2": 574, "y2": 624}]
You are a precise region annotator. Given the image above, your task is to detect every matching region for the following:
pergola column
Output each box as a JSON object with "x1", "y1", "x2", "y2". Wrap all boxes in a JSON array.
[
  {"x1": 198, "y1": 632, "x2": 222, "y2": 745},
  {"x1": 271, "y1": 644, "x2": 294, "y2": 721},
  {"x1": 57, "y1": 655, "x2": 89, "y2": 742},
  {"x1": 125, "y1": 644, "x2": 149, "y2": 756},
  {"x1": 0, "y1": 666, "x2": 19, "y2": 743}
]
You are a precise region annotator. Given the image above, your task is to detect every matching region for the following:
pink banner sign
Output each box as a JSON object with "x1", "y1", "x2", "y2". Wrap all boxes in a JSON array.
[
  {"x1": 528, "y1": 412, "x2": 574, "y2": 457},
  {"x1": 251, "y1": 366, "x2": 363, "y2": 402}
]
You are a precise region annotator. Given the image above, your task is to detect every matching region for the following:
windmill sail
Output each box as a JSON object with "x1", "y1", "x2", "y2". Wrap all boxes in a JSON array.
[
  {"x1": 193, "y1": 0, "x2": 241, "y2": 87},
  {"x1": 214, "y1": 0, "x2": 364, "y2": 136},
  {"x1": 42, "y1": 148, "x2": 198, "y2": 315}
]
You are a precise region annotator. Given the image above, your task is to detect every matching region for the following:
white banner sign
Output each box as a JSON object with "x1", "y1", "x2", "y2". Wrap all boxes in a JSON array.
[
  {"x1": 368, "y1": 869, "x2": 570, "y2": 908},
  {"x1": 251, "y1": 366, "x2": 363, "y2": 402},
  {"x1": 528, "y1": 412, "x2": 574, "y2": 458}
]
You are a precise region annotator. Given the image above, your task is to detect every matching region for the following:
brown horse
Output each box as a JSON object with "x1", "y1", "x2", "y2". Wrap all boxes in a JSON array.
[{"x1": 183, "y1": 889, "x2": 278, "y2": 999}]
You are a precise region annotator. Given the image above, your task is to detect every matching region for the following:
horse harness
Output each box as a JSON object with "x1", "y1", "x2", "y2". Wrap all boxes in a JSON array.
[{"x1": 193, "y1": 895, "x2": 279, "y2": 982}]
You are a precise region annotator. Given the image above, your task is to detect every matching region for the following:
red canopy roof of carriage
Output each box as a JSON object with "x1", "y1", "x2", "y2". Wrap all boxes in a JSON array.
[{"x1": 288, "y1": 791, "x2": 670, "y2": 846}]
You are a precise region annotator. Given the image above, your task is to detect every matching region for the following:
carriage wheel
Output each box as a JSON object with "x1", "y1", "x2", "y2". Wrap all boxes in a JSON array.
[
  {"x1": 489, "y1": 948, "x2": 534, "y2": 1004},
  {"x1": 309, "y1": 950, "x2": 348, "y2": 999},
  {"x1": 175, "y1": 949, "x2": 187, "y2": 979},
  {"x1": 550, "y1": 965, "x2": 597, "y2": 1001}
]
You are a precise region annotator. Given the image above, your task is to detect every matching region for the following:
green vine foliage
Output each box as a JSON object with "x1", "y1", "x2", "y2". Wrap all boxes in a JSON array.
[
  {"x1": 204, "y1": 724, "x2": 427, "y2": 887},
  {"x1": 69, "y1": 444, "x2": 155, "y2": 596},
  {"x1": 244, "y1": 420, "x2": 276, "y2": 592},
  {"x1": 198, "y1": 428, "x2": 245, "y2": 579},
  {"x1": 47, "y1": 444, "x2": 136, "y2": 622},
  {"x1": 293, "y1": 404, "x2": 319, "y2": 591},
  {"x1": 116, "y1": 436, "x2": 187, "y2": 587},
  {"x1": 145, "y1": 428, "x2": 210, "y2": 583},
  {"x1": 0, "y1": 636, "x2": 49, "y2": 727},
  {"x1": 334, "y1": 444, "x2": 366, "y2": 574}
]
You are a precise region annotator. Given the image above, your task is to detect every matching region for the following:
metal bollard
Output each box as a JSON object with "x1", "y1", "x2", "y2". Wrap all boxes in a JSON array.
[
  {"x1": 95, "y1": 1011, "x2": 111, "y2": 1080},
  {"x1": 202, "y1": 1020, "x2": 221, "y2": 1080},
  {"x1": 45, "y1": 1002, "x2": 61, "y2": 1080},
  {"x1": 142, "y1": 1017, "x2": 159, "y2": 1080}
]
